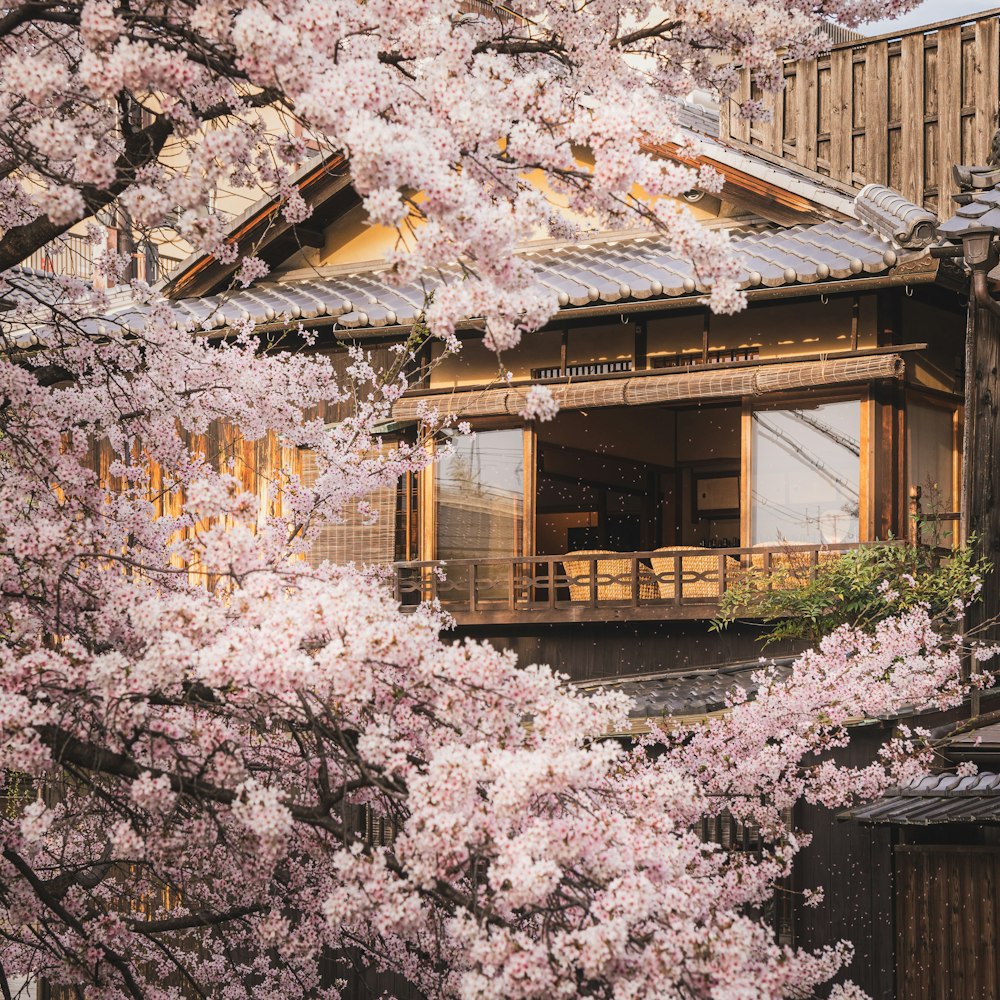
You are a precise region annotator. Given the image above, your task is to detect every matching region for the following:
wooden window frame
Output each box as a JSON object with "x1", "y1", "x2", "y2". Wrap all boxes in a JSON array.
[
  {"x1": 743, "y1": 389, "x2": 870, "y2": 547},
  {"x1": 418, "y1": 418, "x2": 534, "y2": 561},
  {"x1": 902, "y1": 388, "x2": 964, "y2": 545}
]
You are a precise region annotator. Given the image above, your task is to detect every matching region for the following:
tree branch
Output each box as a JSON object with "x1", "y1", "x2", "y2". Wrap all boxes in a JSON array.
[{"x1": 127, "y1": 903, "x2": 264, "y2": 935}]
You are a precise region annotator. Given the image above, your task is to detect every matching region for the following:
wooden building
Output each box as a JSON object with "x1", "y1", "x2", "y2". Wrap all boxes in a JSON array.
[{"x1": 149, "y1": 170, "x2": 968, "y2": 683}]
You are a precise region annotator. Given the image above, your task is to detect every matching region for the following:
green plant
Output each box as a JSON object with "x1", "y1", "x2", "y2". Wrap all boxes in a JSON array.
[{"x1": 712, "y1": 537, "x2": 989, "y2": 647}]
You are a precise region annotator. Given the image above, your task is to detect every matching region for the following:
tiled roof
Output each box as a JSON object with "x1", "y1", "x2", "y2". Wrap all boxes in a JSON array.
[
  {"x1": 0, "y1": 265, "x2": 89, "y2": 309},
  {"x1": 854, "y1": 184, "x2": 938, "y2": 249},
  {"x1": 4, "y1": 182, "x2": 935, "y2": 349},
  {"x1": 159, "y1": 98, "x2": 856, "y2": 296},
  {"x1": 938, "y1": 169, "x2": 1000, "y2": 247},
  {"x1": 948, "y1": 721, "x2": 1000, "y2": 748},
  {"x1": 844, "y1": 772, "x2": 1000, "y2": 825},
  {"x1": 577, "y1": 659, "x2": 794, "y2": 722},
  {"x1": 41, "y1": 214, "x2": 925, "y2": 346}
]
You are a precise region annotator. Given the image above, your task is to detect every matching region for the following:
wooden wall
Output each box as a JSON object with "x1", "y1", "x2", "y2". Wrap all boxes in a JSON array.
[
  {"x1": 896, "y1": 846, "x2": 1000, "y2": 1000},
  {"x1": 794, "y1": 724, "x2": 898, "y2": 1000},
  {"x1": 721, "y1": 10, "x2": 1000, "y2": 216},
  {"x1": 462, "y1": 619, "x2": 805, "y2": 684}
]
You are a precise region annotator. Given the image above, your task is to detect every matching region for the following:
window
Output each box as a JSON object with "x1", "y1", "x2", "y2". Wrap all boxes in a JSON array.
[
  {"x1": 436, "y1": 428, "x2": 524, "y2": 562},
  {"x1": 907, "y1": 396, "x2": 960, "y2": 546},
  {"x1": 751, "y1": 398, "x2": 862, "y2": 545}
]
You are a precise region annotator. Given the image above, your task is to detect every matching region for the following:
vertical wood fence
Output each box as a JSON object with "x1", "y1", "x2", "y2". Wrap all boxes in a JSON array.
[
  {"x1": 720, "y1": 9, "x2": 1000, "y2": 217},
  {"x1": 895, "y1": 845, "x2": 1000, "y2": 1000}
]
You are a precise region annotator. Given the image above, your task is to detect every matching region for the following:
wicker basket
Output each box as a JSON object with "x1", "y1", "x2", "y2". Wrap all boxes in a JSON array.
[
  {"x1": 651, "y1": 547, "x2": 736, "y2": 600},
  {"x1": 561, "y1": 550, "x2": 659, "y2": 602}
]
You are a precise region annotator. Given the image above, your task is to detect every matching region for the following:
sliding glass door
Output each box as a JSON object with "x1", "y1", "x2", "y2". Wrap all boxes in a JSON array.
[
  {"x1": 750, "y1": 398, "x2": 862, "y2": 545},
  {"x1": 434, "y1": 427, "x2": 525, "y2": 599}
]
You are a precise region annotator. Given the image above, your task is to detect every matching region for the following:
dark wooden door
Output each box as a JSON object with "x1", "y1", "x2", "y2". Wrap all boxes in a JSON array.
[{"x1": 896, "y1": 845, "x2": 1000, "y2": 1000}]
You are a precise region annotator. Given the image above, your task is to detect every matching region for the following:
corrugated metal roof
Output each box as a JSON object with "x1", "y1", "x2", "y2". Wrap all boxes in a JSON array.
[
  {"x1": 845, "y1": 772, "x2": 1000, "y2": 825},
  {"x1": 39, "y1": 216, "x2": 923, "y2": 346},
  {"x1": 949, "y1": 722, "x2": 1000, "y2": 747}
]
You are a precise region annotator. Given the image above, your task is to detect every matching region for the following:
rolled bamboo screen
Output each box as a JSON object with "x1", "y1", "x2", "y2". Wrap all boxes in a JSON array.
[{"x1": 393, "y1": 353, "x2": 904, "y2": 421}]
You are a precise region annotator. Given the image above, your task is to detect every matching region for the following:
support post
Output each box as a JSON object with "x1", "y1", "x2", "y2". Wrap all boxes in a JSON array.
[{"x1": 963, "y1": 298, "x2": 1000, "y2": 642}]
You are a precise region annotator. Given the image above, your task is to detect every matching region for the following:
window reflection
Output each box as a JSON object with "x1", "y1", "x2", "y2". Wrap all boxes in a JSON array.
[
  {"x1": 436, "y1": 429, "x2": 524, "y2": 596},
  {"x1": 751, "y1": 399, "x2": 861, "y2": 545},
  {"x1": 907, "y1": 397, "x2": 960, "y2": 546}
]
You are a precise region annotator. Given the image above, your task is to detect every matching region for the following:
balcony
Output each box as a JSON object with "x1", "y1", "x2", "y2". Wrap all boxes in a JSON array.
[
  {"x1": 392, "y1": 542, "x2": 863, "y2": 625},
  {"x1": 23, "y1": 233, "x2": 183, "y2": 284}
]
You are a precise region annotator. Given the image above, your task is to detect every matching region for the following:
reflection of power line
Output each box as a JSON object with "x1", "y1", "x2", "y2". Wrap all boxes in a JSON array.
[
  {"x1": 750, "y1": 490, "x2": 816, "y2": 524},
  {"x1": 754, "y1": 414, "x2": 859, "y2": 502},
  {"x1": 782, "y1": 409, "x2": 859, "y2": 456},
  {"x1": 439, "y1": 483, "x2": 522, "y2": 502}
]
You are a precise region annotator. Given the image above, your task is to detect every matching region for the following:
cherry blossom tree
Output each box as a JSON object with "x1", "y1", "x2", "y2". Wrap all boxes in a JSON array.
[{"x1": 2, "y1": 1, "x2": 980, "y2": 998}]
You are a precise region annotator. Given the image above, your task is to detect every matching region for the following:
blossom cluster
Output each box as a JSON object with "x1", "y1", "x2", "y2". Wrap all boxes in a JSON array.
[
  {"x1": 0, "y1": 0, "x2": 917, "y2": 335},
  {"x1": 0, "y1": 290, "x2": 972, "y2": 1000}
]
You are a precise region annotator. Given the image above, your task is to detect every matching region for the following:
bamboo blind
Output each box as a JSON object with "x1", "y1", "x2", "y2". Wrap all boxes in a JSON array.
[
  {"x1": 393, "y1": 353, "x2": 904, "y2": 421},
  {"x1": 296, "y1": 447, "x2": 398, "y2": 567}
]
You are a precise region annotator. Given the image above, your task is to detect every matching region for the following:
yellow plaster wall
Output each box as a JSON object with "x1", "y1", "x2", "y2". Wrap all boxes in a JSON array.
[
  {"x1": 429, "y1": 329, "x2": 564, "y2": 387},
  {"x1": 311, "y1": 145, "x2": 722, "y2": 270}
]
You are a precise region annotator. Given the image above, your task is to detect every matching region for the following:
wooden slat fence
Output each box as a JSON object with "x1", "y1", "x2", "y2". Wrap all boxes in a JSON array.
[{"x1": 720, "y1": 9, "x2": 1000, "y2": 217}]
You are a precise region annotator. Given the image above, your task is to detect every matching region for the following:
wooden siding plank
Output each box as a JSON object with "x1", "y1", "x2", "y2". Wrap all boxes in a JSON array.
[
  {"x1": 769, "y1": 75, "x2": 785, "y2": 157},
  {"x1": 900, "y1": 33, "x2": 925, "y2": 206},
  {"x1": 830, "y1": 49, "x2": 854, "y2": 184},
  {"x1": 719, "y1": 79, "x2": 732, "y2": 140},
  {"x1": 975, "y1": 16, "x2": 1000, "y2": 164},
  {"x1": 796, "y1": 58, "x2": 818, "y2": 171},
  {"x1": 865, "y1": 42, "x2": 889, "y2": 185},
  {"x1": 984, "y1": 853, "x2": 998, "y2": 999},
  {"x1": 887, "y1": 49, "x2": 902, "y2": 190},
  {"x1": 782, "y1": 67, "x2": 797, "y2": 154},
  {"x1": 937, "y1": 25, "x2": 963, "y2": 215},
  {"x1": 733, "y1": 68, "x2": 751, "y2": 144}
]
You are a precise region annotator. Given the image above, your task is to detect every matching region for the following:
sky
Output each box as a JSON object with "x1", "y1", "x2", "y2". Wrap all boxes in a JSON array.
[{"x1": 861, "y1": 0, "x2": 1000, "y2": 35}]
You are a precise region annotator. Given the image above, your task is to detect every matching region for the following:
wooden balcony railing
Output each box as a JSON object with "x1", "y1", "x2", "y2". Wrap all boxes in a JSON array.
[
  {"x1": 392, "y1": 542, "x2": 867, "y2": 624},
  {"x1": 23, "y1": 233, "x2": 183, "y2": 284}
]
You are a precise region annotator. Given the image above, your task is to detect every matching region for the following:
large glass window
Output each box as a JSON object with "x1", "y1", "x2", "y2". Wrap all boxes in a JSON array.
[
  {"x1": 907, "y1": 396, "x2": 960, "y2": 546},
  {"x1": 751, "y1": 398, "x2": 862, "y2": 545},
  {"x1": 436, "y1": 428, "x2": 524, "y2": 562},
  {"x1": 907, "y1": 398, "x2": 958, "y2": 512}
]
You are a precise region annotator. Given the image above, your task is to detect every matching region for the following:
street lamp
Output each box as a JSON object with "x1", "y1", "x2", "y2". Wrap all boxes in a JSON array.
[{"x1": 938, "y1": 196, "x2": 1000, "y2": 316}]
